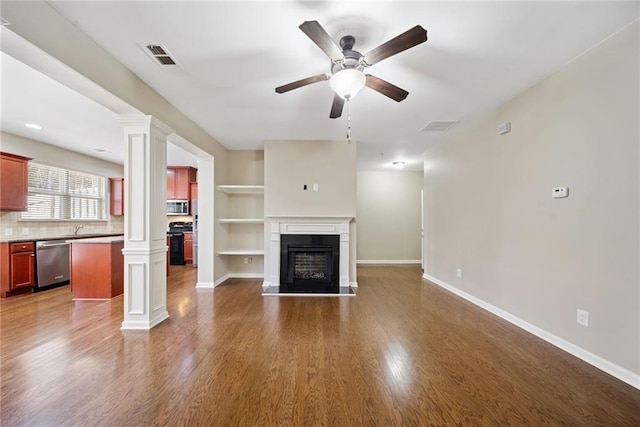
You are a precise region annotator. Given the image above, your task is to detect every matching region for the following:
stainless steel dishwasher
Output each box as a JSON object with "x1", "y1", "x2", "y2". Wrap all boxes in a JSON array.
[{"x1": 35, "y1": 240, "x2": 70, "y2": 289}]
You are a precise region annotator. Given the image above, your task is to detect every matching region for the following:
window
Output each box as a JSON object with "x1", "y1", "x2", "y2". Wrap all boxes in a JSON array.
[{"x1": 21, "y1": 162, "x2": 106, "y2": 221}]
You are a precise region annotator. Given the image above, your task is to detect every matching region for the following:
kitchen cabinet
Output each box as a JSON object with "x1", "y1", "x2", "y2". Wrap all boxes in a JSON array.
[
  {"x1": 183, "y1": 232, "x2": 193, "y2": 264},
  {"x1": 0, "y1": 152, "x2": 31, "y2": 211},
  {"x1": 0, "y1": 241, "x2": 35, "y2": 298},
  {"x1": 109, "y1": 177, "x2": 124, "y2": 216},
  {"x1": 166, "y1": 167, "x2": 196, "y2": 200},
  {"x1": 69, "y1": 237, "x2": 124, "y2": 299},
  {"x1": 190, "y1": 182, "x2": 198, "y2": 202}
]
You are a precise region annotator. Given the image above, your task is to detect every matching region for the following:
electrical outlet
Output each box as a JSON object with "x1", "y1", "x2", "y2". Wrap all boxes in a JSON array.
[
  {"x1": 22, "y1": 228, "x2": 29, "y2": 235},
  {"x1": 456, "y1": 268, "x2": 462, "y2": 278},
  {"x1": 243, "y1": 257, "x2": 249, "y2": 264},
  {"x1": 4, "y1": 228, "x2": 13, "y2": 236},
  {"x1": 577, "y1": 309, "x2": 589, "y2": 327}
]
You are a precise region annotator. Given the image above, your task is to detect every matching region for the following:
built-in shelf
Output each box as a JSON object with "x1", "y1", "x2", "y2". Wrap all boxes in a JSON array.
[
  {"x1": 218, "y1": 219, "x2": 264, "y2": 224},
  {"x1": 218, "y1": 250, "x2": 264, "y2": 256},
  {"x1": 217, "y1": 185, "x2": 264, "y2": 194}
]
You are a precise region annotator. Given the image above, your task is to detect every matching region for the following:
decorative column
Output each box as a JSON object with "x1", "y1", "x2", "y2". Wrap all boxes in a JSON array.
[{"x1": 116, "y1": 115, "x2": 174, "y2": 330}]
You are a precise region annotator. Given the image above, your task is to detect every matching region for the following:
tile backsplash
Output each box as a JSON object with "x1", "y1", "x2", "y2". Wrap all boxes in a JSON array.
[{"x1": 0, "y1": 211, "x2": 124, "y2": 240}]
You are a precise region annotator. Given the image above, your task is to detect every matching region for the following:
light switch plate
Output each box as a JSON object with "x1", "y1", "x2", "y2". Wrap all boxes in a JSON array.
[{"x1": 552, "y1": 187, "x2": 568, "y2": 198}]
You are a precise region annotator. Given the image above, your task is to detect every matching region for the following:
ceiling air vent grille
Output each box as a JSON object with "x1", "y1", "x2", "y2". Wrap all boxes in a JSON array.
[
  {"x1": 420, "y1": 120, "x2": 458, "y2": 132},
  {"x1": 145, "y1": 44, "x2": 177, "y2": 66}
]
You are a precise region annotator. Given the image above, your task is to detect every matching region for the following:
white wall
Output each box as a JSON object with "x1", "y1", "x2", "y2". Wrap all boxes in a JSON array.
[
  {"x1": 264, "y1": 141, "x2": 356, "y2": 217},
  {"x1": 423, "y1": 22, "x2": 639, "y2": 384},
  {"x1": 357, "y1": 171, "x2": 422, "y2": 263}
]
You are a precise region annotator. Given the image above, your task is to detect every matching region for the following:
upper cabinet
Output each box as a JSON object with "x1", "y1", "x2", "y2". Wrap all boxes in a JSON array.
[
  {"x1": 109, "y1": 178, "x2": 125, "y2": 216},
  {"x1": 166, "y1": 167, "x2": 196, "y2": 200},
  {"x1": 0, "y1": 152, "x2": 31, "y2": 211}
]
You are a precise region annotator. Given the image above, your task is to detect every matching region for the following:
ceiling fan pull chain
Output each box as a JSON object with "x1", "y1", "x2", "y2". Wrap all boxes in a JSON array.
[{"x1": 346, "y1": 98, "x2": 352, "y2": 144}]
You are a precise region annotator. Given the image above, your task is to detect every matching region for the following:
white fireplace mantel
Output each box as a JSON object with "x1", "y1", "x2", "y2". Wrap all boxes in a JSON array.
[{"x1": 264, "y1": 216, "x2": 353, "y2": 288}]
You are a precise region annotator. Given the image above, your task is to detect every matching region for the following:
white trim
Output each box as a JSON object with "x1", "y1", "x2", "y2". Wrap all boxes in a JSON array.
[
  {"x1": 210, "y1": 273, "x2": 264, "y2": 288},
  {"x1": 213, "y1": 274, "x2": 230, "y2": 287},
  {"x1": 350, "y1": 281, "x2": 358, "y2": 288},
  {"x1": 228, "y1": 273, "x2": 264, "y2": 279},
  {"x1": 357, "y1": 259, "x2": 422, "y2": 265},
  {"x1": 195, "y1": 281, "x2": 216, "y2": 290},
  {"x1": 120, "y1": 311, "x2": 169, "y2": 330},
  {"x1": 422, "y1": 273, "x2": 640, "y2": 390}
]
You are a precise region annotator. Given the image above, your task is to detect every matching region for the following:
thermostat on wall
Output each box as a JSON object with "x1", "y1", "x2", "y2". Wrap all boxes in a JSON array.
[{"x1": 552, "y1": 187, "x2": 569, "y2": 198}]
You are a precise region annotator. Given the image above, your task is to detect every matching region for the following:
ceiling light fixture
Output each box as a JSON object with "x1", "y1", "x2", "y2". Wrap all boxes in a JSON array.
[
  {"x1": 25, "y1": 123, "x2": 42, "y2": 130},
  {"x1": 329, "y1": 68, "x2": 366, "y2": 100},
  {"x1": 392, "y1": 161, "x2": 406, "y2": 168}
]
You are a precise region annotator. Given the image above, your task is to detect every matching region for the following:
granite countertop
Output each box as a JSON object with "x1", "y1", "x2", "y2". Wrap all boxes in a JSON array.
[
  {"x1": 67, "y1": 236, "x2": 125, "y2": 244},
  {"x1": 0, "y1": 233, "x2": 124, "y2": 244}
]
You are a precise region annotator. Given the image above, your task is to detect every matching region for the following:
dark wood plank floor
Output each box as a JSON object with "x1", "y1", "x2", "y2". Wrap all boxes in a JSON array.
[{"x1": 1, "y1": 266, "x2": 639, "y2": 426}]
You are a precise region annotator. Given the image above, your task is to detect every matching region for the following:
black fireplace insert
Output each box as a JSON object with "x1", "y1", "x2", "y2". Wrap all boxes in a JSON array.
[{"x1": 280, "y1": 234, "x2": 339, "y2": 292}]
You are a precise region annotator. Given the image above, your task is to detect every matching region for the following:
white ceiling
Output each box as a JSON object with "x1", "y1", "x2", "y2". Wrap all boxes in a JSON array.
[{"x1": 2, "y1": 1, "x2": 638, "y2": 171}]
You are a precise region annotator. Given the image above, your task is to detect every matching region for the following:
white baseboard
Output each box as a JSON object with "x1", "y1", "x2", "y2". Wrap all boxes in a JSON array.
[
  {"x1": 350, "y1": 281, "x2": 358, "y2": 288},
  {"x1": 195, "y1": 282, "x2": 215, "y2": 290},
  {"x1": 357, "y1": 259, "x2": 421, "y2": 265},
  {"x1": 422, "y1": 273, "x2": 640, "y2": 390},
  {"x1": 213, "y1": 273, "x2": 264, "y2": 287}
]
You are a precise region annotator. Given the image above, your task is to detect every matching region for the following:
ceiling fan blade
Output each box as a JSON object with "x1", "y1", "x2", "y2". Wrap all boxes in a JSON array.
[
  {"x1": 275, "y1": 74, "x2": 329, "y2": 94},
  {"x1": 363, "y1": 25, "x2": 427, "y2": 66},
  {"x1": 299, "y1": 21, "x2": 343, "y2": 61},
  {"x1": 365, "y1": 75, "x2": 409, "y2": 102},
  {"x1": 329, "y1": 95, "x2": 344, "y2": 119}
]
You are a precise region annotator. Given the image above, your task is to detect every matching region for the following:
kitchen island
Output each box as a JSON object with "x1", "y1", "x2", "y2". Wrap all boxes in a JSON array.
[{"x1": 69, "y1": 236, "x2": 124, "y2": 300}]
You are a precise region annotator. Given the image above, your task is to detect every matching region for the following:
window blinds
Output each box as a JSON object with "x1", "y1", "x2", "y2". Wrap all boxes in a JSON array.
[{"x1": 22, "y1": 163, "x2": 106, "y2": 221}]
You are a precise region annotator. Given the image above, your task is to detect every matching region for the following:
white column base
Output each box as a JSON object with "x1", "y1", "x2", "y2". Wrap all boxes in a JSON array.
[{"x1": 120, "y1": 243, "x2": 170, "y2": 330}]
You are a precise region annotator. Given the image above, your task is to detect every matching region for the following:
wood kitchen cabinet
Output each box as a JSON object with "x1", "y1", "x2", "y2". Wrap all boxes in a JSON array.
[
  {"x1": 183, "y1": 232, "x2": 193, "y2": 264},
  {"x1": 190, "y1": 182, "x2": 198, "y2": 201},
  {"x1": 109, "y1": 177, "x2": 124, "y2": 216},
  {"x1": 0, "y1": 152, "x2": 31, "y2": 211},
  {"x1": 166, "y1": 167, "x2": 196, "y2": 200},
  {"x1": 0, "y1": 241, "x2": 35, "y2": 298}
]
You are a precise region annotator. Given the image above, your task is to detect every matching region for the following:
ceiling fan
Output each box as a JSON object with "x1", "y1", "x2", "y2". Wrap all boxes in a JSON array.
[{"x1": 275, "y1": 21, "x2": 427, "y2": 119}]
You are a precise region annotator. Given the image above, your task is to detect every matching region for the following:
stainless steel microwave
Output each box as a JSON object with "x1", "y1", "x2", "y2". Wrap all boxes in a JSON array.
[{"x1": 167, "y1": 200, "x2": 189, "y2": 215}]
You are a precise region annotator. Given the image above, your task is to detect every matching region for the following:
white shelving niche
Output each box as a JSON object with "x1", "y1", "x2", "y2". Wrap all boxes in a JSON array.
[{"x1": 217, "y1": 184, "x2": 264, "y2": 277}]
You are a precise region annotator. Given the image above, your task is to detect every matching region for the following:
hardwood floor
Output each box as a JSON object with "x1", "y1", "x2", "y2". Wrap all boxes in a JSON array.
[{"x1": 1, "y1": 265, "x2": 639, "y2": 426}]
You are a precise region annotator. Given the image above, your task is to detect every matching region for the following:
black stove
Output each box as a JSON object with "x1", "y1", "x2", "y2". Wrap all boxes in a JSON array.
[
  {"x1": 168, "y1": 221, "x2": 193, "y2": 233},
  {"x1": 167, "y1": 222, "x2": 192, "y2": 265}
]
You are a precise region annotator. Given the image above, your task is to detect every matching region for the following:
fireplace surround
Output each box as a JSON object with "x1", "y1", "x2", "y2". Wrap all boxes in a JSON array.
[{"x1": 263, "y1": 217, "x2": 354, "y2": 291}]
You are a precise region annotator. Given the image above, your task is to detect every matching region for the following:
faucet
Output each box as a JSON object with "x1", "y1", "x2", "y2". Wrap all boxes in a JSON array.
[{"x1": 74, "y1": 224, "x2": 84, "y2": 236}]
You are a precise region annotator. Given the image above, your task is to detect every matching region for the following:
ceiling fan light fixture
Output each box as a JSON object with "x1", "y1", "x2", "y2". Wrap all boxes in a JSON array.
[{"x1": 329, "y1": 68, "x2": 366, "y2": 100}]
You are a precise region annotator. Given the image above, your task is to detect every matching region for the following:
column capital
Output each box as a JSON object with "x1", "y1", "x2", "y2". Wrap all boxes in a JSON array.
[{"x1": 115, "y1": 114, "x2": 174, "y2": 136}]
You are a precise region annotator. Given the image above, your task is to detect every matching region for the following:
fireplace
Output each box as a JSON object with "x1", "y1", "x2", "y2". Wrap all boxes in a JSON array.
[
  {"x1": 280, "y1": 234, "x2": 339, "y2": 292},
  {"x1": 263, "y1": 216, "x2": 354, "y2": 293}
]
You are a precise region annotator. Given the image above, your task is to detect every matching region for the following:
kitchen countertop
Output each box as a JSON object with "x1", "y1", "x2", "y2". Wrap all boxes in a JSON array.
[
  {"x1": 0, "y1": 233, "x2": 124, "y2": 244},
  {"x1": 67, "y1": 236, "x2": 124, "y2": 244}
]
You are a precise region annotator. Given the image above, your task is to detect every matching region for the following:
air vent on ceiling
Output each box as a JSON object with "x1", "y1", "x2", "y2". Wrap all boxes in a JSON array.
[
  {"x1": 420, "y1": 120, "x2": 458, "y2": 132},
  {"x1": 145, "y1": 44, "x2": 177, "y2": 66}
]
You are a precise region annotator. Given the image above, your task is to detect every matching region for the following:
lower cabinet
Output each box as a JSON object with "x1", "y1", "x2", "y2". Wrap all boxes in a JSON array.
[
  {"x1": 0, "y1": 242, "x2": 35, "y2": 298},
  {"x1": 183, "y1": 232, "x2": 193, "y2": 264}
]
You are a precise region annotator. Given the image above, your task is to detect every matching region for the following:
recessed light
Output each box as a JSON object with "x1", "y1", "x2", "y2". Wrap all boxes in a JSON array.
[
  {"x1": 25, "y1": 123, "x2": 42, "y2": 130},
  {"x1": 392, "y1": 161, "x2": 406, "y2": 168}
]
